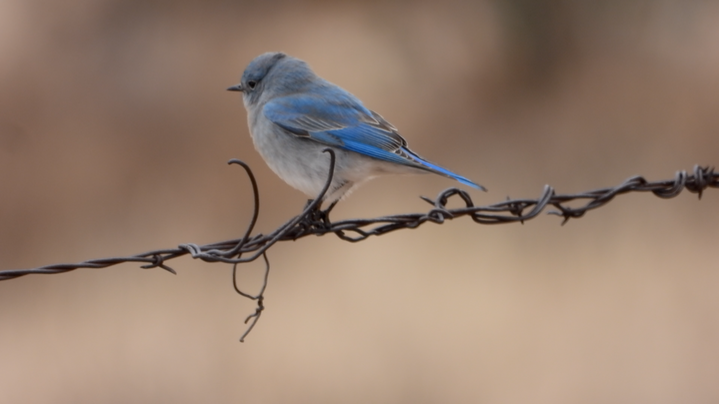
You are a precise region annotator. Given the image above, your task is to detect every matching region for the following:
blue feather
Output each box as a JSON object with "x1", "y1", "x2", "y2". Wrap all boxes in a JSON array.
[{"x1": 263, "y1": 92, "x2": 485, "y2": 191}]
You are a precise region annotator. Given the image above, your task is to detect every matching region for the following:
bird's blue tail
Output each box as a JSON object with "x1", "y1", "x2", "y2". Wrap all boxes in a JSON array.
[{"x1": 404, "y1": 148, "x2": 487, "y2": 192}]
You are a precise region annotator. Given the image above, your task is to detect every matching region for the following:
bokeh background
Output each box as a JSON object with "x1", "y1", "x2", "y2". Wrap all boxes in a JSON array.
[{"x1": 1, "y1": 1, "x2": 718, "y2": 403}]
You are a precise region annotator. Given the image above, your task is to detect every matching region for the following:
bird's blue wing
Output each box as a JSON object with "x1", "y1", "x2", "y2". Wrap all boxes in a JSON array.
[
  {"x1": 263, "y1": 93, "x2": 484, "y2": 190},
  {"x1": 263, "y1": 93, "x2": 407, "y2": 160}
]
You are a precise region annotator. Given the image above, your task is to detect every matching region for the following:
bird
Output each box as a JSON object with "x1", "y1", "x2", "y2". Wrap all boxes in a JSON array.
[{"x1": 228, "y1": 52, "x2": 485, "y2": 203}]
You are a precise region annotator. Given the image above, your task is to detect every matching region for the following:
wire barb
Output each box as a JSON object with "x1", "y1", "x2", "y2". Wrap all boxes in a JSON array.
[{"x1": 1, "y1": 163, "x2": 716, "y2": 340}]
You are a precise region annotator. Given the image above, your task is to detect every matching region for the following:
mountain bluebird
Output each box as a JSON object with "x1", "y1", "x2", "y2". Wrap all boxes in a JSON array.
[{"x1": 228, "y1": 52, "x2": 485, "y2": 202}]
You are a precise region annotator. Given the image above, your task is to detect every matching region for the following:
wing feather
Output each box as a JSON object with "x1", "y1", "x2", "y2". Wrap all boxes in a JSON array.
[{"x1": 263, "y1": 94, "x2": 407, "y2": 155}]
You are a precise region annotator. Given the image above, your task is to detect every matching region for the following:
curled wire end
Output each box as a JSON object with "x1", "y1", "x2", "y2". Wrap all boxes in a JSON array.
[
  {"x1": 433, "y1": 188, "x2": 475, "y2": 209},
  {"x1": 198, "y1": 157, "x2": 261, "y2": 260},
  {"x1": 227, "y1": 158, "x2": 247, "y2": 166}
]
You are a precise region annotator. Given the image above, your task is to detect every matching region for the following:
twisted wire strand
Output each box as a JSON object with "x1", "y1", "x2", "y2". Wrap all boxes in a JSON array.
[{"x1": 1, "y1": 163, "x2": 716, "y2": 282}]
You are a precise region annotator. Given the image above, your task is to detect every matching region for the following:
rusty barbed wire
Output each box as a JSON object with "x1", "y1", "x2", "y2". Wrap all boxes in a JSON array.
[
  {"x1": 1, "y1": 160, "x2": 716, "y2": 281},
  {"x1": 1, "y1": 151, "x2": 716, "y2": 340}
]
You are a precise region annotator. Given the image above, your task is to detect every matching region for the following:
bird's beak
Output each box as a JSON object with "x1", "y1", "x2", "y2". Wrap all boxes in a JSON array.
[{"x1": 227, "y1": 84, "x2": 244, "y2": 92}]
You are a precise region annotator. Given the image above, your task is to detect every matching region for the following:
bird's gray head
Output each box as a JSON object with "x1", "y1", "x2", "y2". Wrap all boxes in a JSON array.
[{"x1": 227, "y1": 52, "x2": 316, "y2": 106}]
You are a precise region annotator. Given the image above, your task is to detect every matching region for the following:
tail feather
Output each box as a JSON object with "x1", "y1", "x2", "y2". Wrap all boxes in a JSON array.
[{"x1": 402, "y1": 147, "x2": 487, "y2": 192}]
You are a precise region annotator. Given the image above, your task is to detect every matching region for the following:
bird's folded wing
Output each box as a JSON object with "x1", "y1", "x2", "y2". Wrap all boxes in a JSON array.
[{"x1": 263, "y1": 94, "x2": 420, "y2": 166}]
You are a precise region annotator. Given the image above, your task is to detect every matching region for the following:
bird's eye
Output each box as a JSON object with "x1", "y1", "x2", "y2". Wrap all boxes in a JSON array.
[{"x1": 247, "y1": 80, "x2": 257, "y2": 89}]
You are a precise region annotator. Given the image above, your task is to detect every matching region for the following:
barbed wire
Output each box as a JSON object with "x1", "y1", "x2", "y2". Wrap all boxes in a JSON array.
[{"x1": 1, "y1": 149, "x2": 716, "y2": 340}]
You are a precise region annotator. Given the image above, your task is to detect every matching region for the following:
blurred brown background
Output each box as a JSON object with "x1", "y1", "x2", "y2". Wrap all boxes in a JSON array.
[{"x1": 1, "y1": 0, "x2": 718, "y2": 402}]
